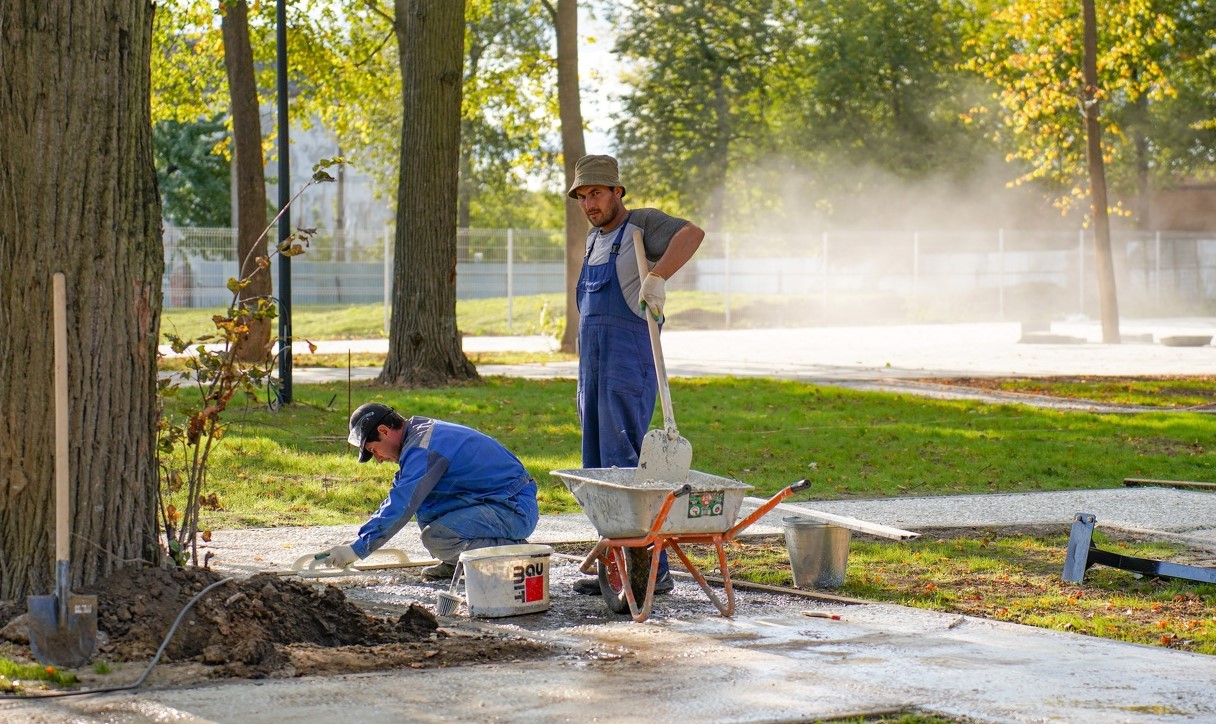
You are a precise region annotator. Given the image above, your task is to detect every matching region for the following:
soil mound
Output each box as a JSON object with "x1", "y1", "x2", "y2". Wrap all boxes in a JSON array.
[{"x1": 2, "y1": 565, "x2": 553, "y2": 681}]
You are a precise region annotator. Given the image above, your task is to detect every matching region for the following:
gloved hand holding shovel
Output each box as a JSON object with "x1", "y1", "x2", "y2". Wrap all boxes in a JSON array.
[{"x1": 639, "y1": 272, "x2": 666, "y2": 320}]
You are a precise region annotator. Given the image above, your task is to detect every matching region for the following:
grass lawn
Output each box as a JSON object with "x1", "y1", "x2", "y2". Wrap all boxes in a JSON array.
[{"x1": 166, "y1": 375, "x2": 1216, "y2": 530}]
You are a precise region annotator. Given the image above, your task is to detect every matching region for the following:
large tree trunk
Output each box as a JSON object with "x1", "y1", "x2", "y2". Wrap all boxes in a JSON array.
[
  {"x1": 0, "y1": 0, "x2": 163, "y2": 598},
  {"x1": 380, "y1": 0, "x2": 478, "y2": 386},
  {"x1": 554, "y1": 0, "x2": 587, "y2": 354},
  {"x1": 1082, "y1": 0, "x2": 1120, "y2": 343},
  {"x1": 222, "y1": 0, "x2": 273, "y2": 363}
]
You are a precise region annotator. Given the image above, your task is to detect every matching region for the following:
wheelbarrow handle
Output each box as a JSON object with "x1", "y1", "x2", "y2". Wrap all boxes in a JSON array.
[
  {"x1": 789, "y1": 478, "x2": 811, "y2": 494},
  {"x1": 675, "y1": 484, "x2": 692, "y2": 497}
]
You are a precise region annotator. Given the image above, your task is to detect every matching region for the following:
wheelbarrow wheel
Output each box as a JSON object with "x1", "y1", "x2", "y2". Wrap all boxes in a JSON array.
[{"x1": 597, "y1": 547, "x2": 653, "y2": 615}]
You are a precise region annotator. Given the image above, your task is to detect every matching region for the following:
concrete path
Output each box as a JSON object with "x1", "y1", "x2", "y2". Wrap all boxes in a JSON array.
[{"x1": 7, "y1": 486, "x2": 1216, "y2": 723}]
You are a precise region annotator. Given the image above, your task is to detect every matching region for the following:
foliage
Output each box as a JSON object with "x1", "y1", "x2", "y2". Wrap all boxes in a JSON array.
[
  {"x1": 157, "y1": 159, "x2": 342, "y2": 565},
  {"x1": 154, "y1": 115, "x2": 233, "y2": 227},
  {"x1": 962, "y1": 0, "x2": 1178, "y2": 217},
  {"x1": 609, "y1": 0, "x2": 803, "y2": 229}
]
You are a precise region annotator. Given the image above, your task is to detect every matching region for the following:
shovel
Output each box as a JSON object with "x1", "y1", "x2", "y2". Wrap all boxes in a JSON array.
[
  {"x1": 27, "y1": 273, "x2": 98, "y2": 668},
  {"x1": 631, "y1": 230, "x2": 693, "y2": 483}
]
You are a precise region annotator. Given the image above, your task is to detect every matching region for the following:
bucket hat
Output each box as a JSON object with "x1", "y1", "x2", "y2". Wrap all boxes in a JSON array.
[{"x1": 567, "y1": 154, "x2": 626, "y2": 199}]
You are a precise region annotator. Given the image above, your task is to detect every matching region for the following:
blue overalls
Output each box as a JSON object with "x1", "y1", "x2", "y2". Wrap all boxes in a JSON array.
[
  {"x1": 576, "y1": 214, "x2": 658, "y2": 468},
  {"x1": 576, "y1": 215, "x2": 669, "y2": 577}
]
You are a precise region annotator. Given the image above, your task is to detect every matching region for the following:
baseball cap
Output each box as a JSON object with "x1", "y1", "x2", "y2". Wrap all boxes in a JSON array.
[{"x1": 348, "y1": 402, "x2": 395, "y2": 463}]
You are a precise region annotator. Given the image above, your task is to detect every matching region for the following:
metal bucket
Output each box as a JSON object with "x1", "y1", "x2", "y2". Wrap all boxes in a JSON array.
[{"x1": 783, "y1": 517, "x2": 850, "y2": 589}]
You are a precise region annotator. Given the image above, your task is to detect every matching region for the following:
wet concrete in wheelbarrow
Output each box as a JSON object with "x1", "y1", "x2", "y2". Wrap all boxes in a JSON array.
[{"x1": 7, "y1": 507, "x2": 1216, "y2": 723}]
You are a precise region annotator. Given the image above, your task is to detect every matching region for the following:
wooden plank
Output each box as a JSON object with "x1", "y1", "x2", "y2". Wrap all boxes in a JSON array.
[
  {"x1": 742, "y1": 497, "x2": 920, "y2": 541},
  {"x1": 1124, "y1": 477, "x2": 1216, "y2": 490}
]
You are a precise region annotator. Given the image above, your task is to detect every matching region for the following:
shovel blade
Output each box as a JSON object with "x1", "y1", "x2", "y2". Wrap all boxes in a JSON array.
[
  {"x1": 27, "y1": 593, "x2": 98, "y2": 668},
  {"x1": 635, "y1": 429, "x2": 693, "y2": 483}
]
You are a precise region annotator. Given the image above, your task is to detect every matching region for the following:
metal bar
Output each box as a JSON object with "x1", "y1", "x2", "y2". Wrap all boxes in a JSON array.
[{"x1": 1062, "y1": 512, "x2": 1216, "y2": 584}]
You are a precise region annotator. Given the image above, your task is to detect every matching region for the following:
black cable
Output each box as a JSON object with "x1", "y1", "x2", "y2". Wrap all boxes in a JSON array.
[{"x1": 1, "y1": 575, "x2": 236, "y2": 700}]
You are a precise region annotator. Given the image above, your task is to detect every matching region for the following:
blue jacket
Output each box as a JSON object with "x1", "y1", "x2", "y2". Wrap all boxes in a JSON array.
[{"x1": 352, "y1": 417, "x2": 535, "y2": 556}]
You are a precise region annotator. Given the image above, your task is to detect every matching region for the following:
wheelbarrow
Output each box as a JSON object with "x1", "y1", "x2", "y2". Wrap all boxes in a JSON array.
[{"x1": 551, "y1": 468, "x2": 810, "y2": 622}]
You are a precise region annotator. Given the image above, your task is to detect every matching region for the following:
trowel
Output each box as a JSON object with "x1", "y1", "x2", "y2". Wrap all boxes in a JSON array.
[
  {"x1": 27, "y1": 273, "x2": 98, "y2": 668},
  {"x1": 632, "y1": 230, "x2": 693, "y2": 483}
]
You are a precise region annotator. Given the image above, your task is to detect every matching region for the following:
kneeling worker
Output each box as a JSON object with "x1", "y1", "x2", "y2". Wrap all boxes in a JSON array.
[{"x1": 321, "y1": 403, "x2": 540, "y2": 580}]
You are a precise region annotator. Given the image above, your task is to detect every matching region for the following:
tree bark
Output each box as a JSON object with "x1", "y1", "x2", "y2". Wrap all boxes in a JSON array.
[
  {"x1": 222, "y1": 0, "x2": 273, "y2": 363},
  {"x1": 0, "y1": 0, "x2": 163, "y2": 597},
  {"x1": 555, "y1": 0, "x2": 587, "y2": 354},
  {"x1": 380, "y1": 0, "x2": 478, "y2": 386},
  {"x1": 1082, "y1": 0, "x2": 1120, "y2": 343}
]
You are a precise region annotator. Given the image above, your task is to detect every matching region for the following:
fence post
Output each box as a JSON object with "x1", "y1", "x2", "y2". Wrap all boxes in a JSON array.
[
  {"x1": 723, "y1": 231, "x2": 732, "y2": 329},
  {"x1": 507, "y1": 228, "x2": 514, "y2": 332},
  {"x1": 1154, "y1": 230, "x2": 1162, "y2": 304},
  {"x1": 384, "y1": 226, "x2": 391, "y2": 335},
  {"x1": 1078, "y1": 229, "x2": 1085, "y2": 314},
  {"x1": 998, "y1": 228, "x2": 1005, "y2": 321},
  {"x1": 821, "y1": 231, "x2": 829, "y2": 321}
]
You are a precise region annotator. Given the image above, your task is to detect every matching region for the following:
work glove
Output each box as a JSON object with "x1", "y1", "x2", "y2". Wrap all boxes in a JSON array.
[
  {"x1": 639, "y1": 272, "x2": 666, "y2": 321},
  {"x1": 319, "y1": 543, "x2": 359, "y2": 569}
]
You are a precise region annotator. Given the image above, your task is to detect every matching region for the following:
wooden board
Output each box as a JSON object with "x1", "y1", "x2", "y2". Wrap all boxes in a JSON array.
[{"x1": 742, "y1": 497, "x2": 920, "y2": 541}]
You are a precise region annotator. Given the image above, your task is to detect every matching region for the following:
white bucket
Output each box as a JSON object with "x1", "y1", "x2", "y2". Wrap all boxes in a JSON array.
[{"x1": 458, "y1": 544, "x2": 553, "y2": 618}]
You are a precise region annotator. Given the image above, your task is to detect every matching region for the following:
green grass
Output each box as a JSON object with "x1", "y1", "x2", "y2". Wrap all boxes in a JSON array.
[
  {"x1": 158, "y1": 291, "x2": 845, "y2": 345},
  {"x1": 0, "y1": 658, "x2": 78, "y2": 693},
  {"x1": 680, "y1": 530, "x2": 1216, "y2": 655},
  {"x1": 162, "y1": 376, "x2": 1216, "y2": 530},
  {"x1": 978, "y1": 376, "x2": 1216, "y2": 408}
]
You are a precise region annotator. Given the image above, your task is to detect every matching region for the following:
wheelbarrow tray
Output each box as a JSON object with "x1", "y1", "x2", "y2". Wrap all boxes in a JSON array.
[{"x1": 552, "y1": 467, "x2": 753, "y2": 538}]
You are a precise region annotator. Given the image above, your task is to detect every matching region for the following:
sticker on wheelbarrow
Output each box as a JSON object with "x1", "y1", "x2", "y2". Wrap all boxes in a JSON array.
[
  {"x1": 513, "y1": 561, "x2": 546, "y2": 603},
  {"x1": 687, "y1": 491, "x2": 725, "y2": 518}
]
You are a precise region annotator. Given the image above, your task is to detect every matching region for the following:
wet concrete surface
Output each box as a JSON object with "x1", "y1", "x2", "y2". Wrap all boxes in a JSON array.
[
  {"x1": 7, "y1": 486, "x2": 1216, "y2": 723},
  {"x1": 8, "y1": 558, "x2": 1216, "y2": 723}
]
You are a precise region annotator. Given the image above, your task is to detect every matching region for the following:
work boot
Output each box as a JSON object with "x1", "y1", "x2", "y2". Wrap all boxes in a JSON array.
[
  {"x1": 572, "y1": 577, "x2": 600, "y2": 595},
  {"x1": 421, "y1": 562, "x2": 456, "y2": 581},
  {"x1": 572, "y1": 573, "x2": 676, "y2": 595}
]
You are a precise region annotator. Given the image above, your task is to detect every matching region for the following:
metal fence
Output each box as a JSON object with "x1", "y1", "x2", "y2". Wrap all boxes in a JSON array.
[{"x1": 163, "y1": 226, "x2": 1216, "y2": 326}]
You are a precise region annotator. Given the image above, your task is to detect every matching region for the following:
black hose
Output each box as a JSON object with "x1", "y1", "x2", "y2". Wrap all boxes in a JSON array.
[{"x1": 1, "y1": 575, "x2": 237, "y2": 700}]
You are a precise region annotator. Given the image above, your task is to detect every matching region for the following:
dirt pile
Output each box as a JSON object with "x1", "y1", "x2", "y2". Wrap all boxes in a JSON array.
[{"x1": 1, "y1": 565, "x2": 553, "y2": 681}]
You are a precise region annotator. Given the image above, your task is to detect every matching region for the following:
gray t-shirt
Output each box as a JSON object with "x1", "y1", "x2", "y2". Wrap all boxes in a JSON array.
[{"x1": 583, "y1": 207, "x2": 690, "y2": 319}]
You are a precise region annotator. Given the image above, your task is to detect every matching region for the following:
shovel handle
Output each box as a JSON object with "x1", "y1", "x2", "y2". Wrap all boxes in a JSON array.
[
  {"x1": 632, "y1": 231, "x2": 678, "y2": 433},
  {"x1": 53, "y1": 273, "x2": 70, "y2": 566}
]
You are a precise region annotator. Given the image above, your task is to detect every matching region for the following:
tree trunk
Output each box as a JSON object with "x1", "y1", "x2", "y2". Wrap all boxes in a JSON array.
[
  {"x1": 555, "y1": 0, "x2": 587, "y2": 354},
  {"x1": 380, "y1": 0, "x2": 478, "y2": 386},
  {"x1": 1082, "y1": 0, "x2": 1120, "y2": 343},
  {"x1": 0, "y1": 0, "x2": 163, "y2": 598},
  {"x1": 222, "y1": 0, "x2": 273, "y2": 363}
]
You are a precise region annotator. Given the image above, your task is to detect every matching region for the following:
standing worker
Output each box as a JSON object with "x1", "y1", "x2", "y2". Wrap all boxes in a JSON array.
[
  {"x1": 321, "y1": 403, "x2": 540, "y2": 580},
  {"x1": 567, "y1": 154, "x2": 705, "y2": 595}
]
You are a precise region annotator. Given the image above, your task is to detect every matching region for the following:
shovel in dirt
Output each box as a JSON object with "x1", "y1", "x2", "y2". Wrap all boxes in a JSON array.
[
  {"x1": 27, "y1": 273, "x2": 98, "y2": 668},
  {"x1": 631, "y1": 230, "x2": 693, "y2": 483}
]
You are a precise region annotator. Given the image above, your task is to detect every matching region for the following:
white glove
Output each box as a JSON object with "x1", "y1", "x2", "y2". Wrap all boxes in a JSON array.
[
  {"x1": 320, "y1": 544, "x2": 359, "y2": 569},
  {"x1": 639, "y1": 272, "x2": 666, "y2": 320}
]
